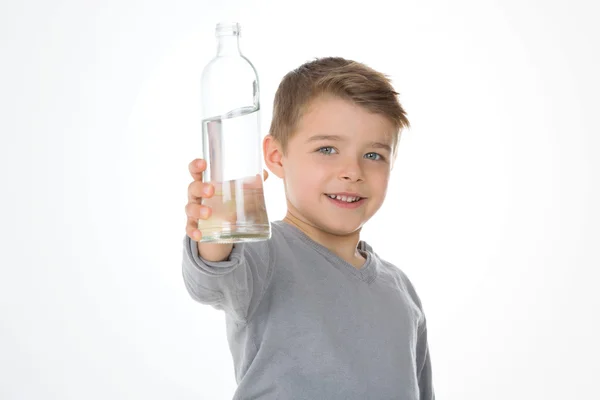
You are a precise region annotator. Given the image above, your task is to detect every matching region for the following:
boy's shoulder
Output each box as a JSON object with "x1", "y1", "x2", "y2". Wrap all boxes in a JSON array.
[{"x1": 364, "y1": 242, "x2": 426, "y2": 311}]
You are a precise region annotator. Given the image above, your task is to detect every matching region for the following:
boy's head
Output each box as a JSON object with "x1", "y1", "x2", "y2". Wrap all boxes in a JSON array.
[{"x1": 264, "y1": 57, "x2": 409, "y2": 236}]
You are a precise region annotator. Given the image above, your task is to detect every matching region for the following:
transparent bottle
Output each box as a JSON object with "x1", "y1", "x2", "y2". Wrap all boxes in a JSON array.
[{"x1": 198, "y1": 22, "x2": 271, "y2": 243}]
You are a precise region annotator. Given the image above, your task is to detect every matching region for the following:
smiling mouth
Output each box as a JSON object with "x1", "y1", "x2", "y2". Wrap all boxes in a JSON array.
[{"x1": 325, "y1": 194, "x2": 364, "y2": 203}]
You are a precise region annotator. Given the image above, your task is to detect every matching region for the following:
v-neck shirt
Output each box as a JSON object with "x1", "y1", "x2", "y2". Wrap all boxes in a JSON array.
[{"x1": 182, "y1": 220, "x2": 435, "y2": 399}]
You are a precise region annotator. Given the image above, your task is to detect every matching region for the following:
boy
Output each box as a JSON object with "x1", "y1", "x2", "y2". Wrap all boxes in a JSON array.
[{"x1": 183, "y1": 57, "x2": 434, "y2": 399}]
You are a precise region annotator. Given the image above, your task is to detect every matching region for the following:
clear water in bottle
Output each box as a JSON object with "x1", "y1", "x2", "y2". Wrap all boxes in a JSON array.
[{"x1": 198, "y1": 105, "x2": 270, "y2": 243}]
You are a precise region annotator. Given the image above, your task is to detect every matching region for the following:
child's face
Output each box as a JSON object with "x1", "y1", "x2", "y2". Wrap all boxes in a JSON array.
[{"x1": 278, "y1": 95, "x2": 395, "y2": 235}]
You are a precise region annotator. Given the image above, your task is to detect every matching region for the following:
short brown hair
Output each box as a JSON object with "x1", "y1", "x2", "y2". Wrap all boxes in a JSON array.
[{"x1": 268, "y1": 57, "x2": 409, "y2": 159}]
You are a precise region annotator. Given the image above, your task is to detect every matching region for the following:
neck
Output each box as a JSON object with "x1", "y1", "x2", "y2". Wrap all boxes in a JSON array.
[
  {"x1": 283, "y1": 212, "x2": 365, "y2": 267},
  {"x1": 217, "y1": 35, "x2": 240, "y2": 56}
]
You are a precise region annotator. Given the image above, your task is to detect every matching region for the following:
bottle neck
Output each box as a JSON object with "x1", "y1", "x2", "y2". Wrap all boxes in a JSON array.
[{"x1": 217, "y1": 35, "x2": 241, "y2": 56}]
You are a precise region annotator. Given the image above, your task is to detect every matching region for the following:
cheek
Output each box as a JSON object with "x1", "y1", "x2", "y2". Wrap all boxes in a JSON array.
[
  {"x1": 369, "y1": 169, "x2": 390, "y2": 197},
  {"x1": 285, "y1": 161, "x2": 317, "y2": 199},
  {"x1": 285, "y1": 165, "x2": 328, "y2": 204},
  {"x1": 294, "y1": 170, "x2": 323, "y2": 194},
  {"x1": 290, "y1": 157, "x2": 325, "y2": 182}
]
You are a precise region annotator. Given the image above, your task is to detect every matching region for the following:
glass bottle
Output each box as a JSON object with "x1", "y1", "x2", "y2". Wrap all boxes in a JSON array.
[{"x1": 198, "y1": 22, "x2": 271, "y2": 243}]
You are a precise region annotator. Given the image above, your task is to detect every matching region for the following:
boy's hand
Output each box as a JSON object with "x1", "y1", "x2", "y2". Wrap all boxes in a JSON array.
[{"x1": 185, "y1": 158, "x2": 269, "y2": 242}]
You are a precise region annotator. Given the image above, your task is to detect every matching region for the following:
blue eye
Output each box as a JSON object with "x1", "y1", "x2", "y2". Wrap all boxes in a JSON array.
[
  {"x1": 317, "y1": 146, "x2": 337, "y2": 155},
  {"x1": 365, "y1": 152, "x2": 384, "y2": 161}
]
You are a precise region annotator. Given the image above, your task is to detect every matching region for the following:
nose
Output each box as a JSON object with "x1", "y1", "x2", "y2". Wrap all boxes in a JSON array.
[{"x1": 339, "y1": 159, "x2": 364, "y2": 182}]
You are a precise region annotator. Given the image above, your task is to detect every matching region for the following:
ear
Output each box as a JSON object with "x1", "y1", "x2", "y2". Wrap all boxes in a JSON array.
[{"x1": 263, "y1": 134, "x2": 285, "y2": 179}]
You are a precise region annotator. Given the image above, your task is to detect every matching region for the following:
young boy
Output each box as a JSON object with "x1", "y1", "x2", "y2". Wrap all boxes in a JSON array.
[{"x1": 183, "y1": 57, "x2": 435, "y2": 399}]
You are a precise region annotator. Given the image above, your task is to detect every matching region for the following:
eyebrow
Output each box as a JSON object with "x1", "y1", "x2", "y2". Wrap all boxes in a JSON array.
[{"x1": 305, "y1": 134, "x2": 392, "y2": 153}]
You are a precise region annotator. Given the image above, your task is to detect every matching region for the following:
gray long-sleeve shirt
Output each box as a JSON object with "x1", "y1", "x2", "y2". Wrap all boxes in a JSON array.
[{"x1": 182, "y1": 220, "x2": 434, "y2": 399}]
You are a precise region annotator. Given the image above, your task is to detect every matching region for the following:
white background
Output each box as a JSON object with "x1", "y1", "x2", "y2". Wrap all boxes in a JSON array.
[{"x1": 1, "y1": 0, "x2": 599, "y2": 398}]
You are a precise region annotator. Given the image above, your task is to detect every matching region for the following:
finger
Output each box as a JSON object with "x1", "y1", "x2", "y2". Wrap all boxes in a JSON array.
[
  {"x1": 186, "y1": 220, "x2": 202, "y2": 242},
  {"x1": 188, "y1": 159, "x2": 206, "y2": 181},
  {"x1": 188, "y1": 180, "x2": 215, "y2": 203},
  {"x1": 185, "y1": 202, "x2": 213, "y2": 220}
]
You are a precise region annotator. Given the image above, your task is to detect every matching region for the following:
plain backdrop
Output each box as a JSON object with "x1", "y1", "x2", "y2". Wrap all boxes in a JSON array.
[{"x1": 1, "y1": 0, "x2": 599, "y2": 399}]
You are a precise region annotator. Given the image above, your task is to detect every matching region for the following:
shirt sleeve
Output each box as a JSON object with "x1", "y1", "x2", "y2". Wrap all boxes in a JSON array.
[
  {"x1": 181, "y1": 234, "x2": 272, "y2": 324},
  {"x1": 416, "y1": 318, "x2": 435, "y2": 400},
  {"x1": 396, "y1": 268, "x2": 435, "y2": 399}
]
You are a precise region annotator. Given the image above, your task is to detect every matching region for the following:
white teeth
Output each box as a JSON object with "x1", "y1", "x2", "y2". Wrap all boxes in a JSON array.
[{"x1": 327, "y1": 194, "x2": 360, "y2": 202}]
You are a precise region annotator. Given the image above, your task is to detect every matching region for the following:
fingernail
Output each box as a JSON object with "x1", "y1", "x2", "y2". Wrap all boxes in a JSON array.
[
  {"x1": 193, "y1": 231, "x2": 200, "y2": 240},
  {"x1": 197, "y1": 160, "x2": 203, "y2": 168}
]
